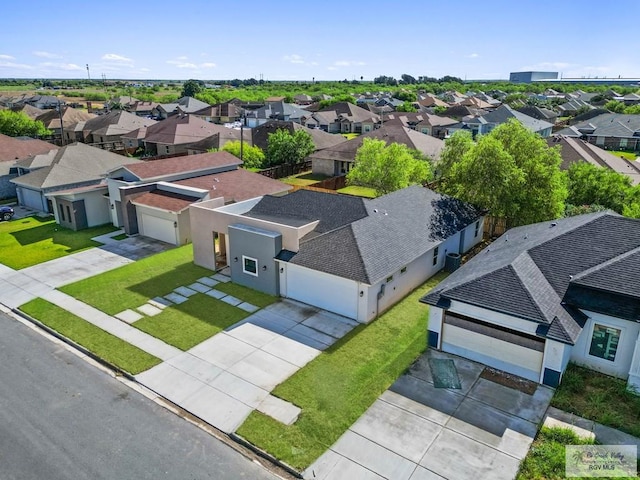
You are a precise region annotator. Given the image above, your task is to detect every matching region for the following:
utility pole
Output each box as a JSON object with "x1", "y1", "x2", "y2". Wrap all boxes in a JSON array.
[
  {"x1": 57, "y1": 99, "x2": 66, "y2": 146},
  {"x1": 86, "y1": 64, "x2": 91, "y2": 81}
]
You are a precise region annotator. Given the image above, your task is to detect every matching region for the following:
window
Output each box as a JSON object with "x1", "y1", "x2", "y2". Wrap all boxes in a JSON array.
[
  {"x1": 59, "y1": 204, "x2": 65, "y2": 221},
  {"x1": 474, "y1": 220, "x2": 480, "y2": 238},
  {"x1": 386, "y1": 275, "x2": 393, "y2": 283},
  {"x1": 589, "y1": 324, "x2": 621, "y2": 362},
  {"x1": 620, "y1": 138, "x2": 628, "y2": 148},
  {"x1": 400, "y1": 266, "x2": 407, "y2": 274},
  {"x1": 242, "y1": 255, "x2": 258, "y2": 276},
  {"x1": 432, "y1": 247, "x2": 439, "y2": 266},
  {"x1": 66, "y1": 205, "x2": 72, "y2": 221}
]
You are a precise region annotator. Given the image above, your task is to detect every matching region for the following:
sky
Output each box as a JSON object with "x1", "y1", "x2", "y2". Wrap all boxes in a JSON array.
[{"x1": 1, "y1": 0, "x2": 639, "y2": 82}]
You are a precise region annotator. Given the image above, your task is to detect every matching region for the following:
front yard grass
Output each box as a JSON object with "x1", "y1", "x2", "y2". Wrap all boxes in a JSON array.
[
  {"x1": 20, "y1": 298, "x2": 161, "y2": 375},
  {"x1": 236, "y1": 272, "x2": 447, "y2": 470},
  {"x1": 134, "y1": 293, "x2": 249, "y2": 350},
  {"x1": 214, "y1": 282, "x2": 277, "y2": 308},
  {"x1": 0, "y1": 216, "x2": 118, "y2": 269},
  {"x1": 60, "y1": 244, "x2": 211, "y2": 315},
  {"x1": 551, "y1": 363, "x2": 640, "y2": 437}
]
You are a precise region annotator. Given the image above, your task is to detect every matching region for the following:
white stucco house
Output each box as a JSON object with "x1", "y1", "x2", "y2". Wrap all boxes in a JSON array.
[
  {"x1": 422, "y1": 211, "x2": 640, "y2": 391},
  {"x1": 190, "y1": 185, "x2": 485, "y2": 323}
]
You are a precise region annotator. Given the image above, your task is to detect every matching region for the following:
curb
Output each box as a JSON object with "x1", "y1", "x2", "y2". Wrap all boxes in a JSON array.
[{"x1": 230, "y1": 433, "x2": 304, "y2": 479}]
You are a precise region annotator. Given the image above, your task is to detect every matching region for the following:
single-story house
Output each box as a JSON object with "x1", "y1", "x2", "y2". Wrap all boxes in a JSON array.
[
  {"x1": 310, "y1": 124, "x2": 444, "y2": 177},
  {"x1": 11, "y1": 142, "x2": 140, "y2": 229},
  {"x1": 421, "y1": 212, "x2": 640, "y2": 391},
  {"x1": 0, "y1": 134, "x2": 58, "y2": 199},
  {"x1": 190, "y1": 185, "x2": 484, "y2": 322},
  {"x1": 106, "y1": 151, "x2": 292, "y2": 245},
  {"x1": 447, "y1": 105, "x2": 554, "y2": 138},
  {"x1": 556, "y1": 113, "x2": 640, "y2": 152},
  {"x1": 250, "y1": 120, "x2": 346, "y2": 153}
]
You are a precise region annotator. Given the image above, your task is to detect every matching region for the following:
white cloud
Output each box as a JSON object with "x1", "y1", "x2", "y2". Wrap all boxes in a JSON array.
[
  {"x1": 0, "y1": 61, "x2": 32, "y2": 69},
  {"x1": 166, "y1": 57, "x2": 216, "y2": 70},
  {"x1": 466, "y1": 53, "x2": 479, "y2": 58},
  {"x1": 40, "y1": 62, "x2": 84, "y2": 71},
  {"x1": 102, "y1": 53, "x2": 133, "y2": 63},
  {"x1": 0, "y1": 54, "x2": 15, "y2": 60},
  {"x1": 177, "y1": 55, "x2": 189, "y2": 61},
  {"x1": 33, "y1": 51, "x2": 62, "y2": 59},
  {"x1": 200, "y1": 62, "x2": 216, "y2": 68},
  {"x1": 283, "y1": 54, "x2": 305, "y2": 64}
]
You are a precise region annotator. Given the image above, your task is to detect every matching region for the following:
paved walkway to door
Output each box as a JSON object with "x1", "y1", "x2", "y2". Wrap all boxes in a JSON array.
[{"x1": 305, "y1": 349, "x2": 554, "y2": 480}]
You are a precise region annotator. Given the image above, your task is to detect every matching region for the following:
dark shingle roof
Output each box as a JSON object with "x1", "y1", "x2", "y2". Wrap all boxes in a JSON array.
[{"x1": 422, "y1": 212, "x2": 640, "y2": 344}]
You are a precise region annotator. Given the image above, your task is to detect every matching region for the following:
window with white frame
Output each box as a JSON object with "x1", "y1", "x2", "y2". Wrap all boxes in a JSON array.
[
  {"x1": 588, "y1": 324, "x2": 621, "y2": 362},
  {"x1": 242, "y1": 255, "x2": 258, "y2": 276}
]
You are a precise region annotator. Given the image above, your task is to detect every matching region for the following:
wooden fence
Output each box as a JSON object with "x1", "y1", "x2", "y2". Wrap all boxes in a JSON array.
[
  {"x1": 258, "y1": 161, "x2": 312, "y2": 179},
  {"x1": 483, "y1": 216, "x2": 509, "y2": 238}
]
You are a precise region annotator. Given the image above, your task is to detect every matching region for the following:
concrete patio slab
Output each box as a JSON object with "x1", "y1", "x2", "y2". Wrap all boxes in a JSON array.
[
  {"x1": 418, "y1": 428, "x2": 521, "y2": 480},
  {"x1": 261, "y1": 335, "x2": 320, "y2": 367},
  {"x1": 225, "y1": 323, "x2": 279, "y2": 348},
  {"x1": 350, "y1": 399, "x2": 443, "y2": 464},
  {"x1": 390, "y1": 374, "x2": 464, "y2": 416},
  {"x1": 380, "y1": 391, "x2": 451, "y2": 427},
  {"x1": 188, "y1": 282, "x2": 211, "y2": 293},
  {"x1": 167, "y1": 353, "x2": 224, "y2": 384},
  {"x1": 220, "y1": 295, "x2": 242, "y2": 306},
  {"x1": 406, "y1": 350, "x2": 484, "y2": 394},
  {"x1": 180, "y1": 384, "x2": 252, "y2": 434},
  {"x1": 164, "y1": 292, "x2": 188, "y2": 304},
  {"x1": 174, "y1": 286, "x2": 197, "y2": 297},
  {"x1": 197, "y1": 276, "x2": 219, "y2": 287},
  {"x1": 189, "y1": 333, "x2": 255, "y2": 370},
  {"x1": 136, "y1": 363, "x2": 206, "y2": 404},
  {"x1": 264, "y1": 300, "x2": 317, "y2": 322},
  {"x1": 304, "y1": 450, "x2": 385, "y2": 480},
  {"x1": 137, "y1": 303, "x2": 163, "y2": 317},
  {"x1": 282, "y1": 328, "x2": 333, "y2": 351},
  {"x1": 288, "y1": 323, "x2": 337, "y2": 348},
  {"x1": 204, "y1": 289, "x2": 226, "y2": 300},
  {"x1": 115, "y1": 309, "x2": 143, "y2": 324},
  {"x1": 227, "y1": 349, "x2": 299, "y2": 391},
  {"x1": 409, "y1": 466, "x2": 446, "y2": 480},
  {"x1": 211, "y1": 274, "x2": 230, "y2": 283},
  {"x1": 209, "y1": 371, "x2": 270, "y2": 408},
  {"x1": 257, "y1": 395, "x2": 301, "y2": 425},
  {"x1": 303, "y1": 311, "x2": 359, "y2": 338},
  {"x1": 237, "y1": 302, "x2": 258, "y2": 313},
  {"x1": 243, "y1": 310, "x2": 299, "y2": 334},
  {"x1": 332, "y1": 431, "x2": 417, "y2": 480}
]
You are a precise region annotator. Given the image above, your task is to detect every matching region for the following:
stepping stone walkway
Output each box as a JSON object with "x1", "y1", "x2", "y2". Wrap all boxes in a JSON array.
[{"x1": 115, "y1": 309, "x2": 143, "y2": 324}]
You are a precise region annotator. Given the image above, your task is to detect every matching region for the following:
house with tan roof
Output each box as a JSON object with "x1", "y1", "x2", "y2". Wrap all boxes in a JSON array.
[
  {"x1": 0, "y1": 134, "x2": 58, "y2": 199},
  {"x1": 303, "y1": 102, "x2": 380, "y2": 134},
  {"x1": 192, "y1": 102, "x2": 244, "y2": 125},
  {"x1": 74, "y1": 110, "x2": 157, "y2": 149},
  {"x1": 106, "y1": 151, "x2": 291, "y2": 245},
  {"x1": 11, "y1": 142, "x2": 140, "y2": 230},
  {"x1": 36, "y1": 106, "x2": 96, "y2": 142}
]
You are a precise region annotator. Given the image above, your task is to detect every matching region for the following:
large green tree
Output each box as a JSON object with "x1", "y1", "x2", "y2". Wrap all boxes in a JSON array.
[
  {"x1": 346, "y1": 138, "x2": 432, "y2": 196},
  {"x1": 266, "y1": 129, "x2": 315, "y2": 166},
  {"x1": 222, "y1": 140, "x2": 265, "y2": 169},
  {"x1": 181, "y1": 79, "x2": 202, "y2": 98},
  {"x1": 0, "y1": 110, "x2": 51, "y2": 137},
  {"x1": 566, "y1": 162, "x2": 633, "y2": 213},
  {"x1": 440, "y1": 119, "x2": 567, "y2": 229}
]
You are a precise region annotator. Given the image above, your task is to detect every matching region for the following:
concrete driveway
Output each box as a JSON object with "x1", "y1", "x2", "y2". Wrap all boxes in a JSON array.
[
  {"x1": 137, "y1": 299, "x2": 359, "y2": 434},
  {"x1": 305, "y1": 349, "x2": 553, "y2": 480}
]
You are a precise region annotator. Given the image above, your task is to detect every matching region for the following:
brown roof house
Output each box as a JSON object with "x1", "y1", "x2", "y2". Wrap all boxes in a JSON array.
[
  {"x1": 302, "y1": 102, "x2": 380, "y2": 134},
  {"x1": 106, "y1": 151, "x2": 291, "y2": 245},
  {"x1": 140, "y1": 114, "x2": 231, "y2": 157},
  {"x1": 192, "y1": 102, "x2": 244, "y2": 125},
  {"x1": 76, "y1": 110, "x2": 157, "y2": 150},
  {"x1": 11, "y1": 142, "x2": 140, "y2": 230},
  {"x1": 36, "y1": 106, "x2": 96, "y2": 142},
  {"x1": 310, "y1": 124, "x2": 445, "y2": 176},
  {"x1": 384, "y1": 113, "x2": 458, "y2": 139},
  {"x1": 250, "y1": 120, "x2": 347, "y2": 152},
  {"x1": 0, "y1": 134, "x2": 58, "y2": 199}
]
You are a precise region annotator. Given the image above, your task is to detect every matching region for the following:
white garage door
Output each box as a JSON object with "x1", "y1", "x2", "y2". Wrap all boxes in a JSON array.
[
  {"x1": 20, "y1": 188, "x2": 44, "y2": 211},
  {"x1": 285, "y1": 264, "x2": 358, "y2": 319},
  {"x1": 442, "y1": 313, "x2": 544, "y2": 382},
  {"x1": 140, "y1": 213, "x2": 176, "y2": 245}
]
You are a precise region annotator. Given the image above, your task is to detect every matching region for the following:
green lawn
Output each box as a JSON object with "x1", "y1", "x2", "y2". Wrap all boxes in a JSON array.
[
  {"x1": 608, "y1": 150, "x2": 638, "y2": 161},
  {"x1": 342, "y1": 133, "x2": 359, "y2": 140},
  {"x1": 551, "y1": 363, "x2": 640, "y2": 437},
  {"x1": 20, "y1": 298, "x2": 161, "y2": 375},
  {"x1": 236, "y1": 272, "x2": 447, "y2": 469},
  {"x1": 134, "y1": 293, "x2": 249, "y2": 350},
  {"x1": 516, "y1": 427, "x2": 595, "y2": 480},
  {"x1": 214, "y1": 282, "x2": 277, "y2": 308},
  {"x1": 337, "y1": 185, "x2": 377, "y2": 198},
  {"x1": 281, "y1": 172, "x2": 328, "y2": 186},
  {"x1": 111, "y1": 233, "x2": 128, "y2": 241},
  {"x1": 60, "y1": 244, "x2": 211, "y2": 315},
  {"x1": 0, "y1": 216, "x2": 118, "y2": 269}
]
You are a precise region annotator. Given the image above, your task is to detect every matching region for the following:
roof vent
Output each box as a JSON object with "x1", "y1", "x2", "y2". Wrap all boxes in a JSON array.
[
  {"x1": 505, "y1": 235, "x2": 509, "y2": 242},
  {"x1": 569, "y1": 275, "x2": 573, "y2": 280},
  {"x1": 373, "y1": 208, "x2": 378, "y2": 213},
  {"x1": 550, "y1": 222, "x2": 557, "y2": 227}
]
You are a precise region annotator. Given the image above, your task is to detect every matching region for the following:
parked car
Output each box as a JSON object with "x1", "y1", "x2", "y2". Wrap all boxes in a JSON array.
[{"x1": 0, "y1": 205, "x2": 14, "y2": 221}]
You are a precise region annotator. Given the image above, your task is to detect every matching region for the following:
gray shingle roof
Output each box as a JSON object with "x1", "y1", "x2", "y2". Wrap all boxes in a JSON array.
[
  {"x1": 422, "y1": 211, "x2": 640, "y2": 344},
  {"x1": 256, "y1": 186, "x2": 482, "y2": 285}
]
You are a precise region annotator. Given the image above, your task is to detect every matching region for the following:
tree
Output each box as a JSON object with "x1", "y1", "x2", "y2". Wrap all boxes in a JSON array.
[
  {"x1": 266, "y1": 129, "x2": 315, "y2": 166},
  {"x1": 0, "y1": 110, "x2": 51, "y2": 137},
  {"x1": 435, "y1": 130, "x2": 474, "y2": 181},
  {"x1": 566, "y1": 162, "x2": 633, "y2": 213},
  {"x1": 395, "y1": 101, "x2": 417, "y2": 112},
  {"x1": 180, "y1": 79, "x2": 202, "y2": 98},
  {"x1": 440, "y1": 120, "x2": 567, "y2": 230},
  {"x1": 222, "y1": 141, "x2": 265, "y2": 169},
  {"x1": 604, "y1": 100, "x2": 626, "y2": 113},
  {"x1": 346, "y1": 138, "x2": 432, "y2": 196},
  {"x1": 400, "y1": 74, "x2": 417, "y2": 85}
]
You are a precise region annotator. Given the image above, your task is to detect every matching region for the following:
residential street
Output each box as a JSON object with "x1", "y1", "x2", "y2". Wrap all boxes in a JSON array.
[{"x1": 0, "y1": 311, "x2": 279, "y2": 480}]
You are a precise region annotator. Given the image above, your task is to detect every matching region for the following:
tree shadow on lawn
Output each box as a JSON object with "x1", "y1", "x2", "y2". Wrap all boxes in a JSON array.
[{"x1": 10, "y1": 222, "x2": 61, "y2": 245}]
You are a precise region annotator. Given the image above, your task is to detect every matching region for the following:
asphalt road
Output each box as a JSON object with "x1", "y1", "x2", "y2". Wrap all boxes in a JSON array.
[{"x1": 0, "y1": 311, "x2": 280, "y2": 480}]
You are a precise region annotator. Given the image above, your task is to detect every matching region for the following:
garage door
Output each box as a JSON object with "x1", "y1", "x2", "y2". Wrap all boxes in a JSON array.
[
  {"x1": 20, "y1": 188, "x2": 44, "y2": 211},
  {"x1": 285, "y1": 264, "x2": 358, "y2": 319},
  {"x1": 442, "y1": 313, "x2": 544, "y2": 382},
  {"x1": 139, "y1": 213, "x2": 176, "y2": 245}
]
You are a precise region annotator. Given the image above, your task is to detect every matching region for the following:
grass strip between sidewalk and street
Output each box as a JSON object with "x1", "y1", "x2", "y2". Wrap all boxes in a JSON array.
[
  {"x1": 236, "y1": 272, "x2": 447, "y2": 470},
  {"x1": 20, "y1": 298, "x2": 161, "y2": 375},
  {"x1": 60, "y1": 245, "x2": 211, "y2": 315}
]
